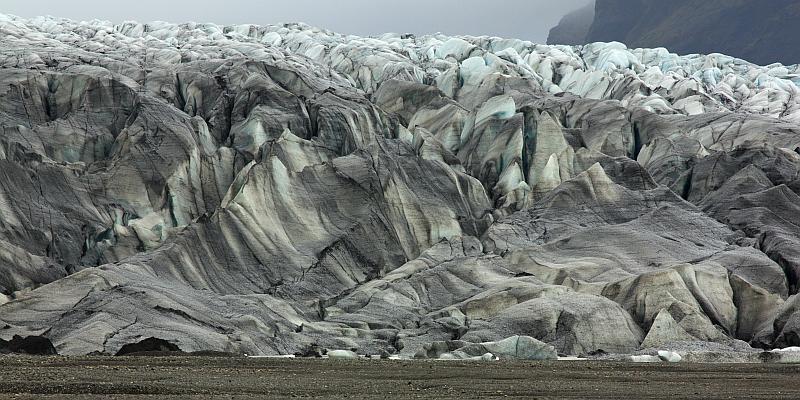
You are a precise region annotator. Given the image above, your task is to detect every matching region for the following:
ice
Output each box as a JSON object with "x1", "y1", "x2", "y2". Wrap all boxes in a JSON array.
[
  {"x1": 1, "y1": 13, "x2": 798, "y2": 122},
  {"x1": 436, "y1": 37, "x2": 476, "y2": 60},
  {"x1": 475, "y1": 95, "x2": 516, "y2": 125}
]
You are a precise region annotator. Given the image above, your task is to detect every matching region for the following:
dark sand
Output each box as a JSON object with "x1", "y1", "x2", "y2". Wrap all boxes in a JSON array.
[{"x1": 0, "y1": 356, "x2": 799, "y2": 399}]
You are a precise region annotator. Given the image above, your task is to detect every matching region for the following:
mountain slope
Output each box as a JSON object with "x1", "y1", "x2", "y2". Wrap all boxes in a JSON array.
[
  {"x1": 546, "y1": 2, "x2": 595, "y2": 46},
  {"x1": 549, "y1": 0, "x2": 800, "y2": 65}
]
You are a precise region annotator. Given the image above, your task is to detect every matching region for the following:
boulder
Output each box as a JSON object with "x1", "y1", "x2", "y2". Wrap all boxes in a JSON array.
[
  {"x1": 657, "y1": 350, "x2": 682, "y2": 363},
  {"x1": 327, "y1": 350, "x2": 359, "y2": 360},
  {"x1": 629, "y1": 355, "x2": 661, "y2": 363}
]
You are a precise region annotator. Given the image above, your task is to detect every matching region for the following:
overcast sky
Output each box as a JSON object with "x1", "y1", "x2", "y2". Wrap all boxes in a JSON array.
[{"x1": 2, "y1": 0, "x2": 591, "y2": 43}]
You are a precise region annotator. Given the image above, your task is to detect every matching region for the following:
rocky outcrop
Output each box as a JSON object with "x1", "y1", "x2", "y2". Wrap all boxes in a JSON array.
[
  {"x1": 116, "y1": 337, "x2": 183, "y2": 356},
  {"x1": 0, "y1": 335, "x2": 57, "y2": 355},
  {"x1": 0, "y1": 14, "x2": 798, "y2": 358}
]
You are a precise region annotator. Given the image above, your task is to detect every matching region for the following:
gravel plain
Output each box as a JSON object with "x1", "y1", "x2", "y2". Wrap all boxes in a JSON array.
[{"x1": 0, "y1": 356, "x2": 799, "y2": 399}]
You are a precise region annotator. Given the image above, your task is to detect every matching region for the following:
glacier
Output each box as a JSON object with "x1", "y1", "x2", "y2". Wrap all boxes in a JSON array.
[{"x1": 0, "y1": 14, "x2": 800, "y2": 360}]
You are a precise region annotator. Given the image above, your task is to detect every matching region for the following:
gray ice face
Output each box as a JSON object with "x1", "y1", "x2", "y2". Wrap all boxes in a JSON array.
[{"x1": 3, "y1": 0, "x2": 591, "y2": 43}]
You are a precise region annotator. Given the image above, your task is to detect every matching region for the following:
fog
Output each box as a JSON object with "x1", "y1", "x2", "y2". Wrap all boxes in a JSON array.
[{"x1": 3, "y1": 0, "x2": 592, "y2": 43}]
